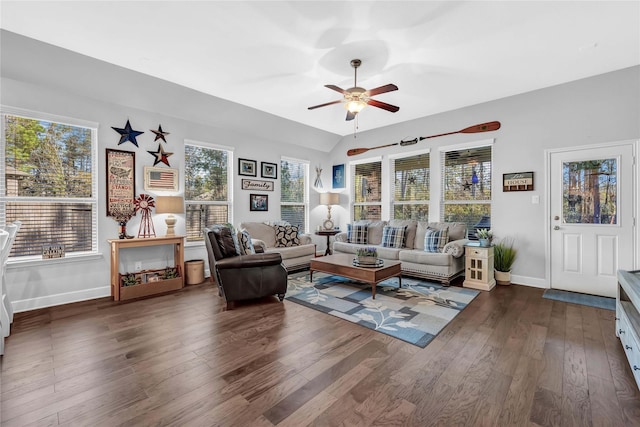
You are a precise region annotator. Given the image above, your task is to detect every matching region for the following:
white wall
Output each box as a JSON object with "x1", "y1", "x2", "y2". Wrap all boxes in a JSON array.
[
  {"x1": 327, "y1": 66, "x2": 640, "y2": 286},
  {"x1": 1, "y1": 32, "x2": 331, "y2": 311}
]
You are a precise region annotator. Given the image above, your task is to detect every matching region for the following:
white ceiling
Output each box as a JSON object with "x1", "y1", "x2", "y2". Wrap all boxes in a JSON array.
[{"x1": 1, "y1": 1, "x2": 639, "y2": 137}]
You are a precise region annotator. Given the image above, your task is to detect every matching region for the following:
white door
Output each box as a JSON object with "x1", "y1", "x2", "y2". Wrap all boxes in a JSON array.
[{"x1": 550, "y1": 143, "x2": 635, "y2": 298}]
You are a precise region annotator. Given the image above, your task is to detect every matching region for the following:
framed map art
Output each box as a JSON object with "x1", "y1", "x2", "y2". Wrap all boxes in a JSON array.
[{"x1": 106, "y1": 148, "x2": 135, "y2": 217}]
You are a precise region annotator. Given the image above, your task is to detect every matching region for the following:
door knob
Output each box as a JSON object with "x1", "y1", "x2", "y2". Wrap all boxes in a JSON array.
[
  {"x1": 554, "y1": 216, "x2": 560, "y2": 220},
  {"x1": 554, "y1": 226, "x2": 560, "y2": 230}
]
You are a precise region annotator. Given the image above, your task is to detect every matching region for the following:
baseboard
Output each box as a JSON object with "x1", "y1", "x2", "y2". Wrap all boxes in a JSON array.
[
  {"x1": 510, "y1": 274, "x2": 548, "y2": 289},
  {"x1": 12, "y1": 286, "x2": 111, "y2": 313}
]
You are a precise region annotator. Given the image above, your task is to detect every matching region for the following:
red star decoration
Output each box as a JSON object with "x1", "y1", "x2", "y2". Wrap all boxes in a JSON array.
[
  {"x1": 150, "y1": 124, "x2": 170, "y2": 143},
  {"x1": 147, "y1": 144, "x2": 173, "y2": 166}
]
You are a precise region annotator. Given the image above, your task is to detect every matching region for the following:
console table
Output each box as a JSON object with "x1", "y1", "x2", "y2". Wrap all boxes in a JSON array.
[{"x1": 108, "y1": 235, "x2": 185, "y2": 301}]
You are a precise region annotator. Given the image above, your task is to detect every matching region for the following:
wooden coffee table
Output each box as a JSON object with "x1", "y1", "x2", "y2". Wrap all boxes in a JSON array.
[{"x1": 309, "y1": 254, "x2": 402, "y2": 299}]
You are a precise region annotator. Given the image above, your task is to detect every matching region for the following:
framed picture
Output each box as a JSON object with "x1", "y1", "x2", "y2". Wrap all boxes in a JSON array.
[
  {"x1": 503, "y1": 171, "x2": 534, "y2": 192},
  {"x1": 250, "y1": 194, "x2": 268, "y2": 211},
  {"x1": 106, "y1": 148, "x2": 135, "y2": 217},
  {"x1": 143, "y1": 166, "x2": 179, "y2": 191},
  {"x1": 239, "y1": 158, "x2": 257, "y2": 176},
  {"x1": 261, "y1": 161, "x2": 277, "y2": 179},
  {"x1": 242, "y1": 179, "x2": 274, "y2": 191},
  {"x1": 333, "y1": 164, "x2": 345, "y2": 189}
]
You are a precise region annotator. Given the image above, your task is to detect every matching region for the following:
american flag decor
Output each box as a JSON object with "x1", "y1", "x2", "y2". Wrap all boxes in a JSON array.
[{"x1": 144, "y1": 166, "x2": 177, "y2": 191}]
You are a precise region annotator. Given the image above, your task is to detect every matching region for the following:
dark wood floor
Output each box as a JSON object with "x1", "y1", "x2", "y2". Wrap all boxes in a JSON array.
[{"x1": 2, "y1": 278, "x2": 640, "y2": 426}]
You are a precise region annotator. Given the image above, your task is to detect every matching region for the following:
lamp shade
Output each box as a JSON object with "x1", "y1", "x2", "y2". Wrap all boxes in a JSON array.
[
  {"x1": 320, "y1": 192, "x2": 339, "y2": 206},
  {"x1": 155, "y1": 196, "x2": 184, "y2": 214}
]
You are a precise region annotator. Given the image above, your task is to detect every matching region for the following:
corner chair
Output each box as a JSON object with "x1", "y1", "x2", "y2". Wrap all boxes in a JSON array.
[{"x1": 204, "y1": 226, "x2": 288, "y2": 309}]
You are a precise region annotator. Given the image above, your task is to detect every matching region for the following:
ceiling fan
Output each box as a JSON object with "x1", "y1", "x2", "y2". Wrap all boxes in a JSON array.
[{"x1": 308, "y1": 59, "x2": 399, "y2": 121}]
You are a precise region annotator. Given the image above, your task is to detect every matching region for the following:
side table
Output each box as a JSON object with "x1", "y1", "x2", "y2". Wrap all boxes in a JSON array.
[
  {"x1": 315, "y1": 229, "x2": 340, "y2": 256},
  {"x1": 463, "y1": 243, "x2": 496, "y2": 291}
]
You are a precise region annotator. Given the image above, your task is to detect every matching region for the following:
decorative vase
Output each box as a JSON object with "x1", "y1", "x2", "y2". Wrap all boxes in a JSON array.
[
  {"x1": 479, "y1": 238, "x2": 490, "y2": 247},
  {"x1": 495, "y1": 270, "x2": 511, "y2": 285}
]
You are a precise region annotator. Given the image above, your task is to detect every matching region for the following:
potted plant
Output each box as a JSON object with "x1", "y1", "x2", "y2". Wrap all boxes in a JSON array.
[
  {"x1": 122, "y1": 273, "x2": 139, "y2": 287},
  {"x1": 476, "y1": 228, "x2": 493, "y2": 247},
  {"x1": 494, "y1": 239, "x2": 517, "y2": 285},
  {"x1": 356, "y1": 247, "x2": 378, "y2": 265}
]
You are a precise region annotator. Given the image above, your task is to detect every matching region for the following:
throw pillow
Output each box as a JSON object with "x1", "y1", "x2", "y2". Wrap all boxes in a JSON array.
[
  {"x1": 424, "y1": 227, "x2": 449, "y2": 253},
  {"x1": 381, "y1": 225, "x2": 407, "y2": 248},
  {"x1": 238, "y1": 229, "x2": 256, "y2": 255},
  {"x1": 212, "y1": 226, "x2": 240, "y2": 258},
  {"x1": 347, "y1": 223, "x2": 368, "y2": 244},
  {"x1": 274, "y1": 225, "x2": 300, "y2": 247}
]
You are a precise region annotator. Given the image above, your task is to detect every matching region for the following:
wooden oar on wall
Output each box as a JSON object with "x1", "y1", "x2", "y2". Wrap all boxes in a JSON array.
[{"x1": 346, "y1": 121, "x2": 501, "y2": 157}]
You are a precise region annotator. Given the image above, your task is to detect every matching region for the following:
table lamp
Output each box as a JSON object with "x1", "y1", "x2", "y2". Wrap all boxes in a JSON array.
[
  {"x1": 319, "y1": 192, "x2": 339, "y2": 230},
  {"x1": 155, "y1": 196, "x2": 184, "y2": 236}
]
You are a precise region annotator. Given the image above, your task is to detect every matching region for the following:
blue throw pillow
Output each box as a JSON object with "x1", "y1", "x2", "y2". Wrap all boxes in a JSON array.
[
  {"x1": 424, "y1": 227, "x2": 449, "y2": 253},
  {"x1": 381, "y1": 225, "x2": 407, "y2": 248},
  {"x1": 347, "y1": 224, "x2": 368, "y2": 244}
]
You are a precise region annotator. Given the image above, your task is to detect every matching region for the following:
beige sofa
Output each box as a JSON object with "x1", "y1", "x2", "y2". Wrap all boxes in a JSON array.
[
  {"x1": 239, "y1": 222, "x2": 316, "y2": 272},
  {"x1": 332, "y1": 219, "x2": 468, "y2": 285}
]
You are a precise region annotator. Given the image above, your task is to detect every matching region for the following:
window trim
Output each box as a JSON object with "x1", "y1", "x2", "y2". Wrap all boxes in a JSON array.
[
  {"x1": 184, "y1": 139, "x2": 234, "y2": 245},
  {"x1": 280, "y1": 156, "x2": 309, "y2": 233},
  {"x1": 1, "y1": 106, "x2": 99, "y2": 262}
]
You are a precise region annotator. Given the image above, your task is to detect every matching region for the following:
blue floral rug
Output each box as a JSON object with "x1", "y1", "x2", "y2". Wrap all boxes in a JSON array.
[{"x1": 286, "y1": 272, "x2": 479, "y2": 348}]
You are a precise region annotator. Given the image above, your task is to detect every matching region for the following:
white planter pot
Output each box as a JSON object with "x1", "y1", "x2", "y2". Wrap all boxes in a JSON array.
[{"x1": 495, "y1": 270, "x2": 511, "y2": 285}]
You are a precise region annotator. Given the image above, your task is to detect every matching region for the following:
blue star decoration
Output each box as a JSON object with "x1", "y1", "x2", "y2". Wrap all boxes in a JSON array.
[
  {"x1": 111, "y1": 119, "x2": 144, "y2": 147},
  {"x1": 147, "y1": 143, "x2": 173, "y2": 166},
  {"x1": 151, "y1": 124, "x2": 170, "y2": 143}
]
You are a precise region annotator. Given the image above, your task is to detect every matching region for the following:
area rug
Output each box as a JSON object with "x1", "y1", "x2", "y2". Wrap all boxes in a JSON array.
[
  {"x1": 286, "y1": 272, "x2": 479, "y2": 348},
  {"x1": 542, "y1": 289, "x2": 615, "y2": 311}
]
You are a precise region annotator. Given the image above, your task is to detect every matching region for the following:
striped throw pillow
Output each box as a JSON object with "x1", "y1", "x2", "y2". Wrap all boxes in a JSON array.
[
  {"x1": 424, "y1": 227, "x2": 449, "y2": 253},
  {"x1": 381, "y1": 225, "x2": 407, "y2": 248},
  {"x1": 347, "y1": 224, "x2": 368, "y2": 244}
]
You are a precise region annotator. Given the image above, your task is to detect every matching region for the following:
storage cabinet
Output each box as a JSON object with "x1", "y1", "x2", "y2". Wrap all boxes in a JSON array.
[
  {"x1": 617, "y1": 269, "x2": 640, "y2": 390},
  {"x1": 463, "y1": 244, "x2": 496, "y2": 291}
]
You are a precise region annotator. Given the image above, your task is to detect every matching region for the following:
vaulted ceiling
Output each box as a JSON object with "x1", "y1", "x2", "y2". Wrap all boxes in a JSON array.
[{"x1": 1, "y1": 1, "x2": 638, "y2": 140}]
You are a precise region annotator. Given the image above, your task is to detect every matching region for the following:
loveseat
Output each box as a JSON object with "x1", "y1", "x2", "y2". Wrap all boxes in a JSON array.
[
  {"x1": 332, "y1": 219, "x2": 468, "y2": 285},
  {"x1": 239, "y1": 221, "x2": 316, "y2": 272}
]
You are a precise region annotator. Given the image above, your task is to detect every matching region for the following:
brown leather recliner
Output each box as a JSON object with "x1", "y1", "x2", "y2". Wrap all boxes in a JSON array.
[{"x1": 204, "y1": 226, "x2": 287, "y2": 309}]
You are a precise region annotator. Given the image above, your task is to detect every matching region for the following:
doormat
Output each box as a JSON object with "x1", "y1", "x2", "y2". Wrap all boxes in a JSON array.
[
  {"x1": 286, "y1": 272, "x2": 479, "y2": 348},
  {"x1": 542, "y1": 289, "x2": 615, "y2": 311}
]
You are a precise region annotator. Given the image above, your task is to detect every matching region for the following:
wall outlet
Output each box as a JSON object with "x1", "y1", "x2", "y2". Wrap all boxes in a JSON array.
[{"x1": 134, "y1": 261, "x2": 142, "y2": 272}]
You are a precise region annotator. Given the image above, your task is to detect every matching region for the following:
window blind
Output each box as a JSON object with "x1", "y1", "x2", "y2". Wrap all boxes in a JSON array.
[
  {"x1": 281, "y1": 158, "x2": 308, "y2": 231},
  {"x1": 352, "y1": 160, "x2": 382, "y2": 220},
  {"x1": 441, "y1": 145, "x2": 492, "y2": 238},
  {"x1": 392, "y1": 153, "x2": 429, "y2": 220}
]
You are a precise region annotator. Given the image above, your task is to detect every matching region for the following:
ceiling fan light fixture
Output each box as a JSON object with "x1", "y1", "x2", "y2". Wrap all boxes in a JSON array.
[{"x1": 345, "y1": 99, "x2": 366, "y2": 113}]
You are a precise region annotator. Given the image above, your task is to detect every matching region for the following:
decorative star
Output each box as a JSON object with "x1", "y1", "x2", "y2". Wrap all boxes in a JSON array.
[
  {"x1": 111, "y1": 119, "x2": 144, "y2": 147},
  {"x1": 147, "y1": 143, "x2": 173, "y2": 166},
  {"x1": 150, "y1": 124, "x2": 170, "y2": 143},
  {"x1": 366, "y1": 186, "x2": 373, "y2": 195},
  {"x1": 462, "y1": 180, "x2": 472, "y2": 191}
]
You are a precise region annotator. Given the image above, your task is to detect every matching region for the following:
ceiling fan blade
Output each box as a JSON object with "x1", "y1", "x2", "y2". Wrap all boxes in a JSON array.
[
  {"x1": 308, "y1": 99, "x2": 343, "y2": 110},
  {"x1": 365, "y1": 84, "x2": 398, "y2": 97},
  {"x1": 367, "y1": 99, "x2": 400, "y2": 113},
  {"x1": 325, "y1": 84, "x2": 347, "y2": 94},
  {"x1": 346, "y1": 111, "x2": 356, "y2": 121}
]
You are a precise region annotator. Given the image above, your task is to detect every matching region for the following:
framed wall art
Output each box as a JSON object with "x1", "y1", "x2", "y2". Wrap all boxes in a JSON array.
[
  {"x1": 143, "y1": 166, "x2": 179, "y2": 191},
  {"x1": 250, "y1": 194, "x2": 269, "y2": 211},
  {"x1": 261, "y1": 161, "x2": 277, "y2": 179},
  {"x1": 106, "y1": 148, "x2": 135, "y2": 216},
  {"x1": 503, "y1": 171, "x2": 534, "y2": 192},
  {"x1": 332, "y1": 164, "x2": 345, "y2": 189},
  {"x1": 239, "y1": 158, "x2": 257, "y2": 176},
  {"x1": 242, "y1": 179, "x2": 274, "y2": 191}
]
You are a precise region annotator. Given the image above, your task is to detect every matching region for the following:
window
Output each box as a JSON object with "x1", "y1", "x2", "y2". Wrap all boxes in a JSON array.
[
  {"x1": 352, "y1": 159, "x2": 382, "y2": 220},
  {"x1": 441, "y1": 144, "x2": 492, "y2": 238},
  {"x1": 280, "y1": 157, "x2": 308, "y2": 231},
  {"x1": 2, "y1": 111, "x2": 97, "y2": 258},
  {"x1": 184, "y1": 141, "x2": 232, "y2": 242},
  {"x1": 392, "y1": 152, "x2": 429, "y2": 220}
]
